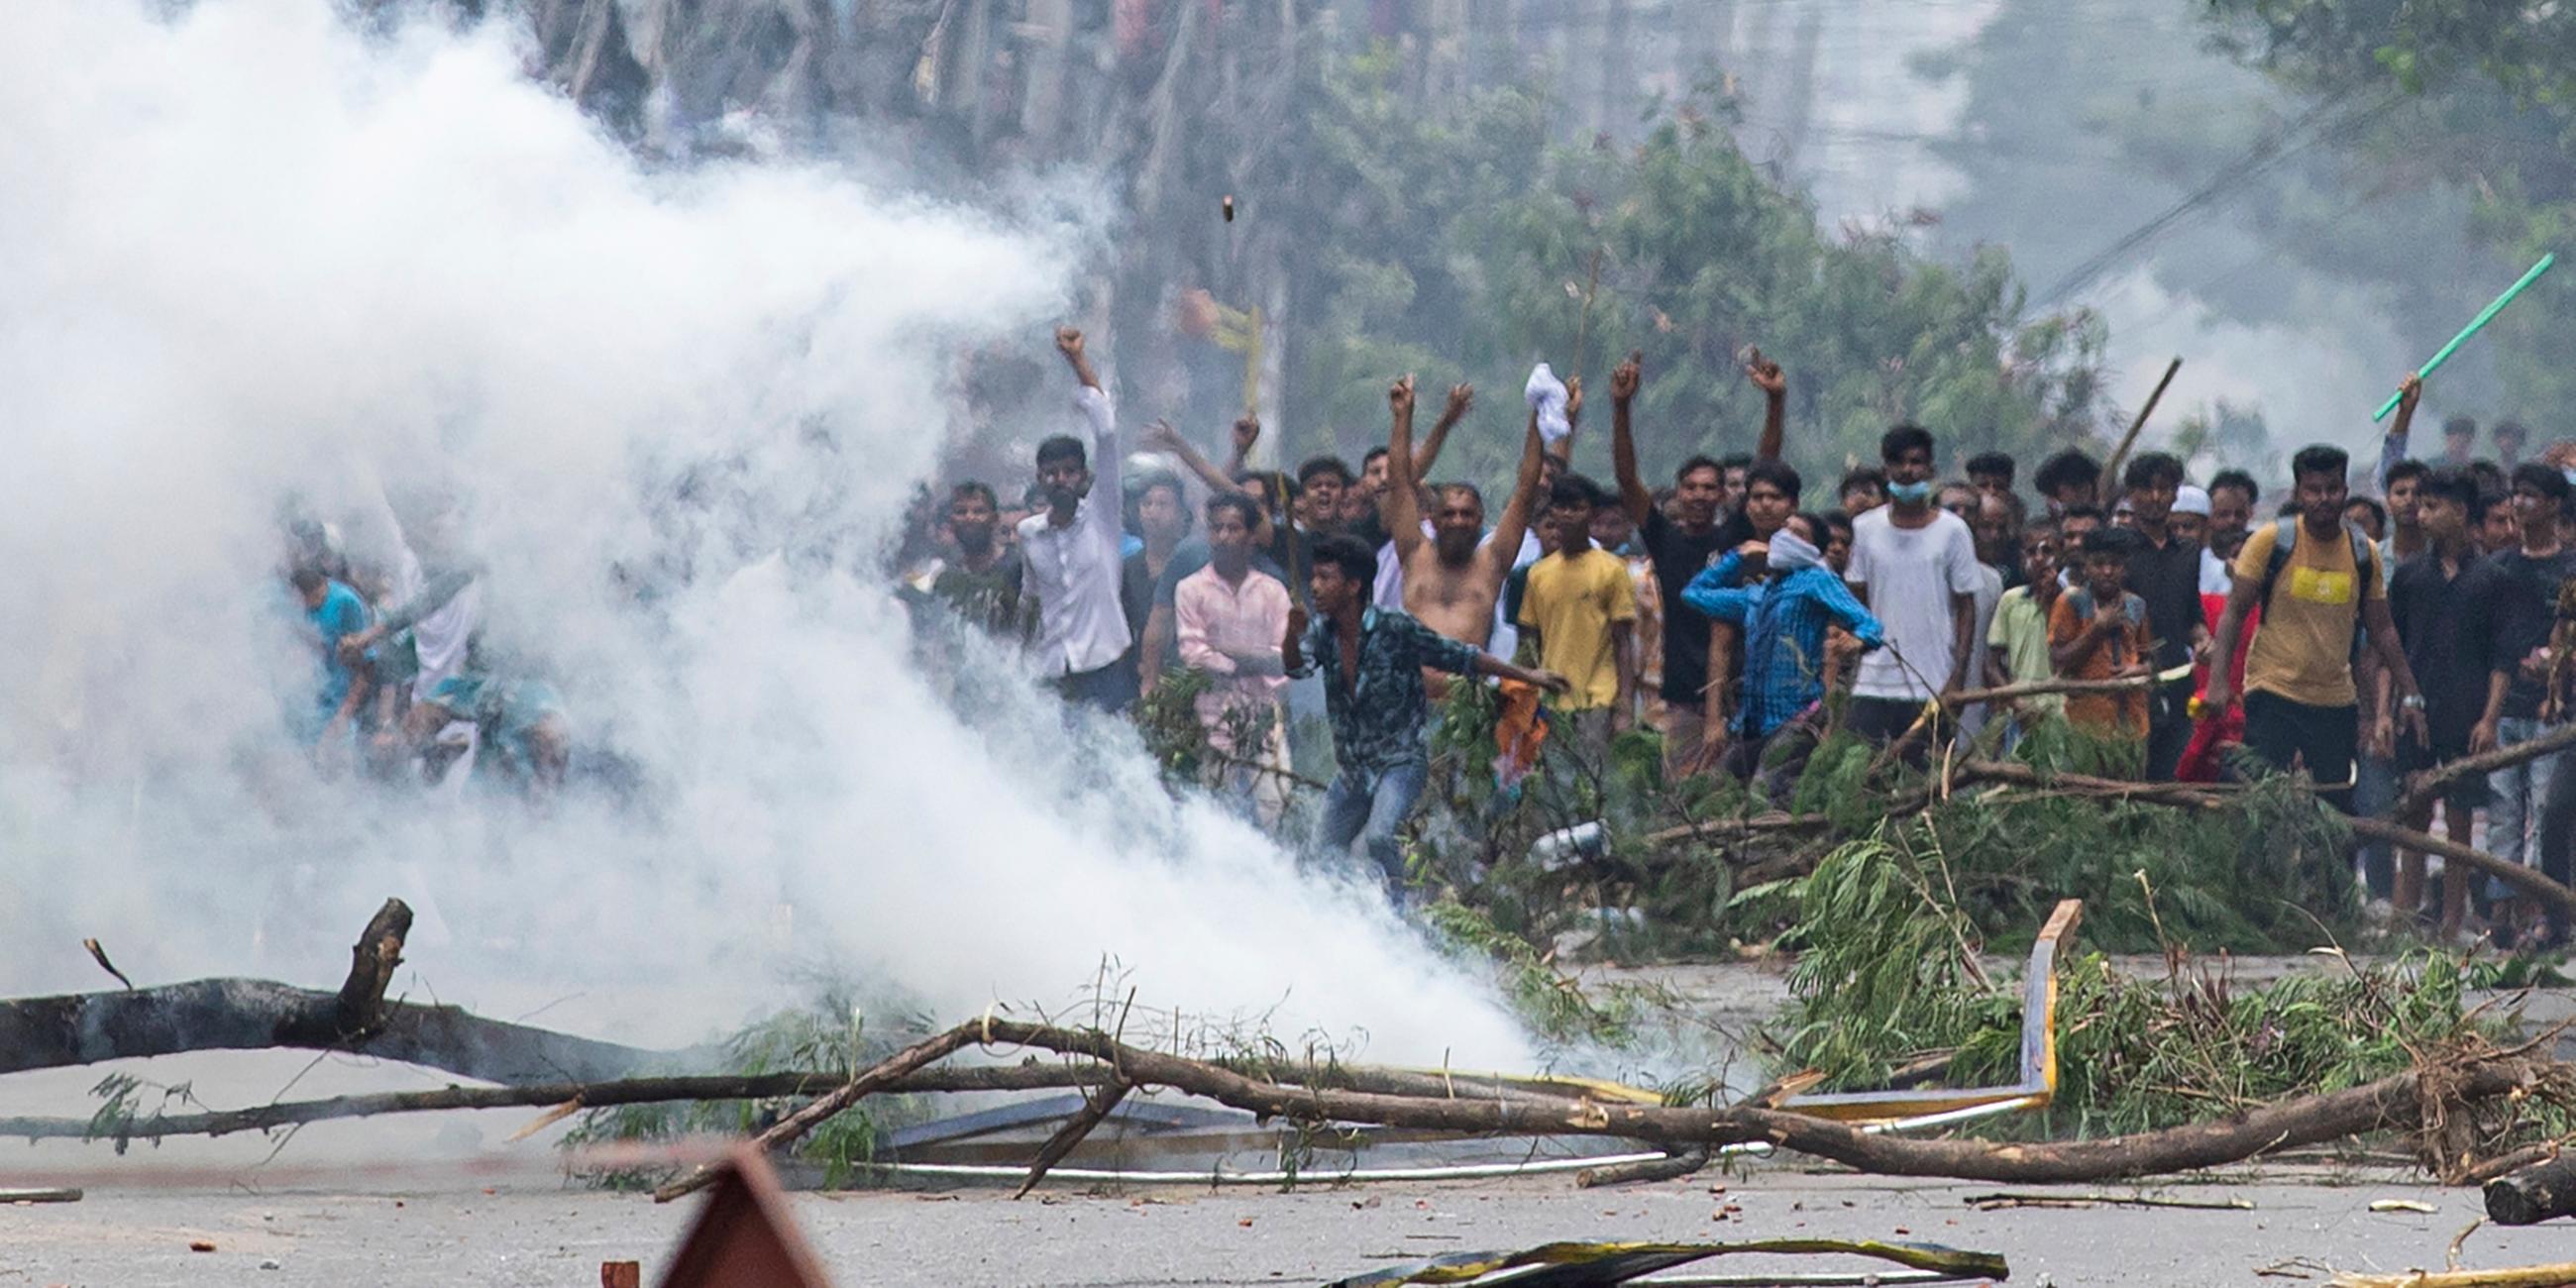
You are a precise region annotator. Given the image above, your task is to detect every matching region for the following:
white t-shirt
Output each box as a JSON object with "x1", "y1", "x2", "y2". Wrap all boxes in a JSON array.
[
  {"x1": 1848, "y1": 506, "x2": 1983, "y2": 701},
  {"x1": 1954, "y1": 562, "x2": 2005, "y2": 736}
]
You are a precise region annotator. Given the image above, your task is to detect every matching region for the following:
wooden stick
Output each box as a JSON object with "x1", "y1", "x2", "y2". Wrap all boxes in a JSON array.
[
  {"x1": 1014, "y1": 1077, "x2": 1133, "y2": 1198},
  {"x1": 1575, "y1": 1147, "x2": 1710, "y2": 1188},
  {"x1": 1965, "y1": 1190, "x2": 2252, "y2": 1211},
  {"x1": 2103, "y1": 356, "x2": 2184, "y2": 486},
  {"x1": 2333, "y1": 1264, "x2": 2576, "y2": 1288},
  {"x1": 0, "y1": 1188, "x2": 82, "y2": 1204},
  {"x1": 654, "y1": 1024, "x2": 983, "y2": 1202},
  {"x1": 1941, "y1": 674, "x2": 2170, "y2": 708}
]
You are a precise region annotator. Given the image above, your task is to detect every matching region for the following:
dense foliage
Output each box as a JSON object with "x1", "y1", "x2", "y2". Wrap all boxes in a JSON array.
[
  {"x1": 2200, "y1": 0, "x2": 2576, "y2": 421},
  {"x1": 1274, "y1": 48, "x2": 2111, "y2": 496}
]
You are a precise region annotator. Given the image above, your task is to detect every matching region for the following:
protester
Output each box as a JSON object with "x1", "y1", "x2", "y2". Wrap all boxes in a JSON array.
[
  {"x1": 2114, "y1": 453, "x2": 2205, "y2": 779},
  {"x1": 2174, "y1": 484, "x2": 2230, "y2": 595},
  {"x1": 2473, "y1": 464, "x2": 2576, "y2": 945},
  {"x1": 1610, "y1": 350, "x2": 1786, "y2": 772},
  {"x1": 2383, "y1": 468, "x2": 2505, "y2": 938},
  {"x1": 2206, "y1": 470, "x2": 2259, "y2": 563},
  {"x1": 1019, "y1": 326, "x2": 1136, "y2": 711},
  {"x1": 1120, "y1": 469, "x2": 1191, "y2": 688},
  {"x1": 1518, "y1": 474, "x2": 1639, "y2": 745},
  {"x1": 2380, "y1": 462, "x2": 2427, "y2": 574},
  {"x1": 2474, "y1": 487, "x2": 2521, "y2": 556},
  {"x1": 1940, "y1": 483, "x2": 2007, "y2": 739},
  {"x1": 2033, "y1": 448, "x2": 2103, "y2": 518},
  {"x1": 289, "y1": 565, "x2": 373, "y2": 766},
  {"x1": 1846, "y1": 424, "x2": 1983, "y2": 752},
  {"x1": 1285, "y1": 534, "x2": 1566, "y2": 903},
  {"x1": 2496, "y1": 420, "x2": 2530, "y2": 472},
  {"x1": 2345, "y1": 496, "x2": 2388, "y2": 543},
  {"x1": 1679, "y1": 512, "x2": 1883, "y2": 800},
  {"x1": 2049, "y1": 528, "x2": 2155, "y2": 755},
  {"x1": 1594, "y1": 501, "x2": 1664, "y2": 727},
  {"x1": 1967, "y1": 451, "x2": 2016, "y2": 502},
  {"x1": 2442, "y1": 415, "x2": 2478, "y2": 469},
  {"x1": 2205, "y1": 445, "x2": 2425, "y2": 814},
  {"x1": 1296, "y1": 457, "x2": 1355, "y2": 534},
  {"x1": 1838, "y1": 467, "x2": 1886, "y2": 515},
  {"x1": 925, "y1": 482, "x2": 1033, "y2": 640},
  {"x1": 1819, "y1": 511, "x2": 1856, "y2": 575},
  {"x1": 1382, "y1": 377, "x2": 1546, "y2": 661},
  {"x1": 1174, "y1": 492, "x2": 1295, "y2": 823},
  {"x1": 1986, "y1": 517, "x2": 2064, "y2": 746}
]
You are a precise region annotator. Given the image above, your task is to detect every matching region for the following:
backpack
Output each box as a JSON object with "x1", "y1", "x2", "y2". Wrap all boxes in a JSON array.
[{"x1": 2251, "y1": 517, "x2": 2373, "y2": 666}]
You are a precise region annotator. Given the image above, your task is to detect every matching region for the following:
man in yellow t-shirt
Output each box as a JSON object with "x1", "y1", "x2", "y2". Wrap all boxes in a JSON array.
[
  {"x1": 2204, "y1": 444, "x2": 2424, "y2": 811},
  {"x1": 1519, "y1": 475, "x2": 1639, "y2": 745}
]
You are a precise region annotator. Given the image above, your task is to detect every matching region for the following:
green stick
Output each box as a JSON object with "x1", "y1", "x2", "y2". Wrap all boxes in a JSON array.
[{"x1": 2374, "y1": 252, "x2": 2556, "y2": 421}]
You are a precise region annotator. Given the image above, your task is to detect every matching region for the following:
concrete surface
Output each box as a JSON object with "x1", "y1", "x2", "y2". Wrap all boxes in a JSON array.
[{"x1": 2, "y1": 1170, "x2": 2563, "y2": 1286}]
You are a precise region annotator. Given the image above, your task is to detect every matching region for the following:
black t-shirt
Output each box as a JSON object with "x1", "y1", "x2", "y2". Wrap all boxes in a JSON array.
[
  {"x1": 1643, "y1": 508, "x2": 1732, "y2": 704},
  {"x1": 2123, "y1": 528, "x2": 2203, "y2": 671},
  {"x1": 2486, "y1": 547, "x2": 2576, "y2": 718},
  {"x1": 2391, "y1": 551, "x2": 2508, "y2": 739}
]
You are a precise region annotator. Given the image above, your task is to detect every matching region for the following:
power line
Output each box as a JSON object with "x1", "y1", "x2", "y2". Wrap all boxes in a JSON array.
[{"x1": 2035, "y1": 87, "x2": 2407, "y2": 307}]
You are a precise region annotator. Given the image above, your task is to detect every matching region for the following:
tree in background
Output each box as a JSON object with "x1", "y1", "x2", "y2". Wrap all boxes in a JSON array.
[
  {"x1": 2201, "y1": 0, "x2": 2576, "y2": 425},
  {"x1": 1277, "y1": 54, "x2": 2111, "y2": 497}
]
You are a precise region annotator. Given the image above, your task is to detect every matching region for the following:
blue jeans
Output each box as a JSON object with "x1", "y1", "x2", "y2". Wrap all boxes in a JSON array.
[
  {"x1": 1315, "y1": 758, "x2": 1431, "y2": 902},
  {"x1": 2486, "y1": 717, "x2": 2562, "y2": 898}
]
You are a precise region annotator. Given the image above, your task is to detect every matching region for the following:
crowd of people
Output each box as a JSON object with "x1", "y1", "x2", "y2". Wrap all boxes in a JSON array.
[{"x1": 267, "y1": 323, "x2": 2576, "y2": 948}]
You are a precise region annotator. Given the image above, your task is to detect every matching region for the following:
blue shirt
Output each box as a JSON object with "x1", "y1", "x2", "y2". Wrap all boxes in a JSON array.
[
  {"x1": 1681, "y1": 554, "x2": 1885, "y2": 737},
  {"x1": 1288, "y1": 607, "x2": 1482, "y2": 776},
  {"x1": 306, "y1": 580, "x2": 371, "y2": 725}
]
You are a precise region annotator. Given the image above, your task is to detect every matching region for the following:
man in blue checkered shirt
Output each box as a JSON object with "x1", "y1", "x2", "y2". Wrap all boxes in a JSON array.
[{"x1": 1681, "y1": 511, "x2": 1884, "y2": 799}]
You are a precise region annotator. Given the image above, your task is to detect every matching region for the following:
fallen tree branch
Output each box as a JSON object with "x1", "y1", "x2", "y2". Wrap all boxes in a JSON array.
[
  {"x1": 1951, "y1": 760, "x2": 2576, "y2": 921},
  {"x1": 1575, "y1": 1147, "x2": 1710, "y2": 1187},
  {"x1": 654, "y1": 1024, "x2": 990, "y2": 1201},
  {"x1": 1014, "y1": 1077, "x2": 1132, "y2": 1198},
  {"x1": 0, "y1": 900, "x2": 692, "y2": 1086},
  {"x1": 652, "y1": 1016, "x2": 2550, "y2": 1189},
  {"x1": 2395, "y1": 720, "x2": 2576, "y2": 825},
  {"x1": 1941, "y1": 674, "x2": 2165, "y2": 708}
]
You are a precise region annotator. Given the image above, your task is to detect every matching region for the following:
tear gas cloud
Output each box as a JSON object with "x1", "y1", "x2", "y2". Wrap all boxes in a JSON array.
[{"x1": 0, "y1": 0, "x2": 1532, "y2": 1066}]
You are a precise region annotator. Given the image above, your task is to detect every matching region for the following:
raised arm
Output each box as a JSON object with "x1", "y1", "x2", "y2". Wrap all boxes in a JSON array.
[
  {"x1": 1411, "y1": 382, "x2": 1471, "y2": 482},
  {"x1": 1610, "y1": 351, "x2": 1651, "y2": 525},
  {"x1": 1385, "y1": 376, "x2": 1426, "y2": 563},
  {"x1": 1059, "y1": 327, "x2": 1119, "y2": 539},
  {"x1": 1056, "y1": 325, "x2": 1102, "y2": 392},
  {"x1": 1487, "y1": 409, "x2": 1549, "y2": 572},
  {"x1": 2378, "y1": 374, "x2": 2421, "y2": 496},
  {"x1": 1551, "y1": 376, "x2": 1583, "y2": 470},
  {"x1": 1746, "y1": 348, "x2": 1786, "y2": 462},
  {"x1": 1143, "y1": 418, "x2": 1257, "y2": 500}
]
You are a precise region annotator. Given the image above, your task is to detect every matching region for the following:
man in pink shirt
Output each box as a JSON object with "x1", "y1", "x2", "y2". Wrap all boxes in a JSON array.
[{"x1": 1175, "y1": 491, "x2": 1295, "y2": 822}]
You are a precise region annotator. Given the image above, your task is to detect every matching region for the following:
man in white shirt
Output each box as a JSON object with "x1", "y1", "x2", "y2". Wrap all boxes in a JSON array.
[
  {"x1": 1018, "y1": 326, "x2": 1135, "y2": 711},
  {"x1": 1845, "y1": 423, "x2": 1983, "y2": 760}
]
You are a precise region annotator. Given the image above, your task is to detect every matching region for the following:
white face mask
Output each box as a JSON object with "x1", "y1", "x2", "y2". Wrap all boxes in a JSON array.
[{"x1": 1767, "y1": 528, "x2": 1822, "y2": 573}]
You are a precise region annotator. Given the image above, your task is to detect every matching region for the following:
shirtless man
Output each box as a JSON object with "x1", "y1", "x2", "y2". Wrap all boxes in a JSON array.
[{"x1": 1383, "y1": 375, "x2": 1546, "y2": 649}]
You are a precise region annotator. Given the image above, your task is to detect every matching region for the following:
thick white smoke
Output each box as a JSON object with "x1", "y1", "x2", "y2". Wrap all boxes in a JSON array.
[{"x1": 0, "y1": 0, "x2": 1531, "y2": 1067}]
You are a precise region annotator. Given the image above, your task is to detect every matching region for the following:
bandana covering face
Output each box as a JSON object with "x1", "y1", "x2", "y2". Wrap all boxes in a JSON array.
[
  {"x1": 1767, "y1": 528, "x2": 1823, "y2": 573},
  {"x1": 1886, "y1": 479, "x2": 1933, "y2": 505}
]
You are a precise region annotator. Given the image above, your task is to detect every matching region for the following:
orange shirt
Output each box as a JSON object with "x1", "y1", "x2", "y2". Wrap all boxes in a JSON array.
[{"x1": 2048, "y1": 590, "x2": 2153, "y2": 737}]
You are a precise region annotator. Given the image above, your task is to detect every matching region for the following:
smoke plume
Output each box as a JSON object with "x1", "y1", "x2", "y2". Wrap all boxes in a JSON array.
[{"x1": 0, "y1": 0, "x2": 1532, "y2": 1067}]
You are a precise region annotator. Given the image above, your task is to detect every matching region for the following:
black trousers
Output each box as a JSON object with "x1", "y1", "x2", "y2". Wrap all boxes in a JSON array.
[{"x1": 2241, "y1": 691, "x2": 2359, "y2": 813}]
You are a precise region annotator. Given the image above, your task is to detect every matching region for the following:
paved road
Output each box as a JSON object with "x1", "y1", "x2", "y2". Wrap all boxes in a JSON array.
[{"x1": 5, "y1": 1169, "x2": 2561, "y2": 1286}]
